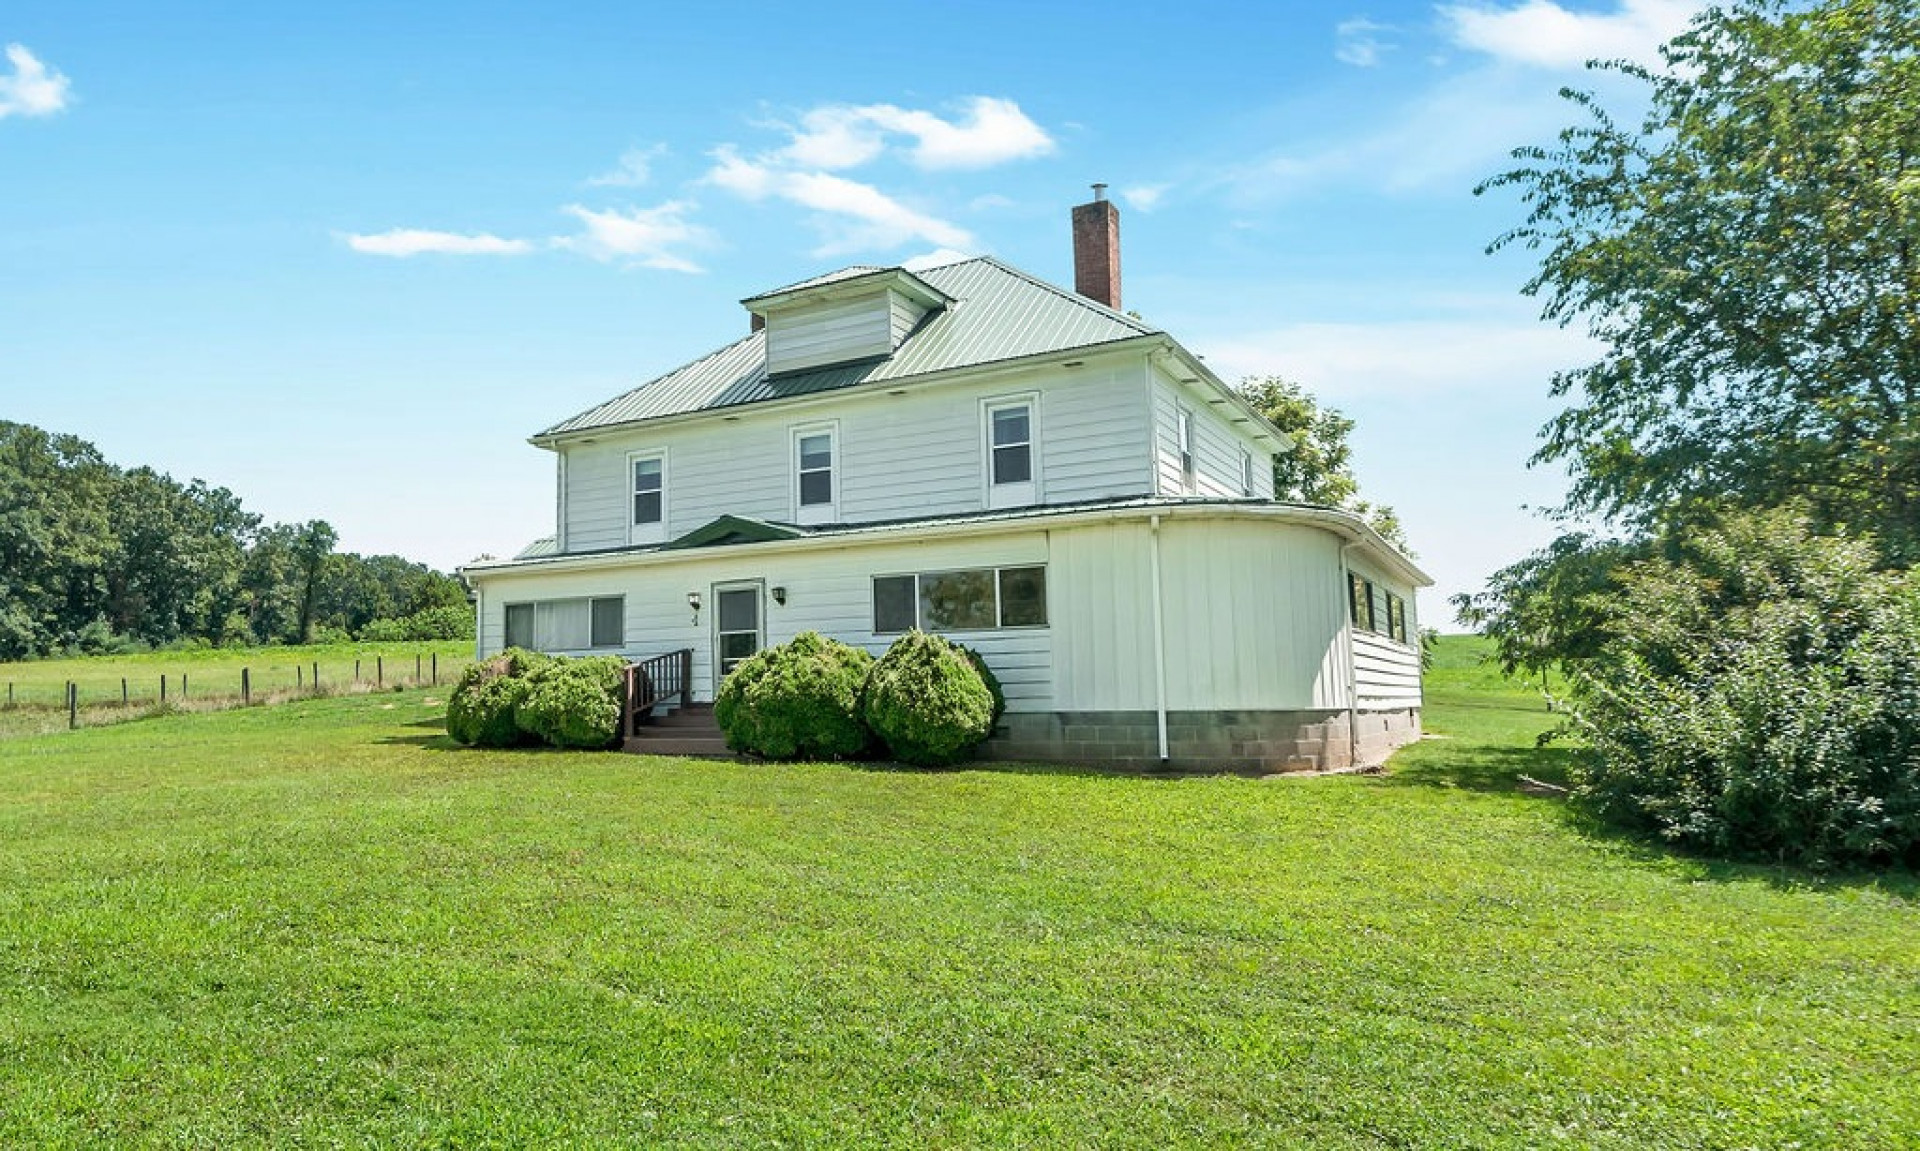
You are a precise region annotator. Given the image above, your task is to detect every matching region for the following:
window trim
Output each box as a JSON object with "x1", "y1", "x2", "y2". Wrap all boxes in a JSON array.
[
  {"x1": 871, "y1": 564, "x2": 1049, "y2": 635},
  {"x1": 791, "y1": 420, "x2": 839, "y2": 525},
  {"x1": 503, "y1": 595, "x2": 625, "y2": 652},
  {"x1": 982, "y1": 393, "x2": 1041, "y2": 509},
  {"x1": 627, "y1": 447, "x2": 668, "y2": 546}
]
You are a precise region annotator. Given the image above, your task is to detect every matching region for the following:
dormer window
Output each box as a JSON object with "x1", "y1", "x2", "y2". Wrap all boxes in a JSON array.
[
  {"x1": 630, "y1": 450, "x2": 666, "y2": 545},
  {"x1": 985, "y1": 395, "x2": 1038, "y2": 509},
  {"x1": 793, "y1": 423, "x2": 837, "y2": 525},
  {"x1": 744, "y1": 266, "x2": 951, "y2": 378}
]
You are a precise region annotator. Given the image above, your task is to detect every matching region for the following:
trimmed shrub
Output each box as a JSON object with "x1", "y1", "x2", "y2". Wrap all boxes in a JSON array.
[
  {"x1": 955, "y1": 643, "x2": 1006, "y2": 727},
  {"x1": 714, "y1": 631, "x2": 875, "y2": 759},
  {"x1": 446, "y1": 661, "x2": 533, "y2": 747},
  {"x1": 445, "y1": 647, "x2": 556, "y2": 748},
  {"x1": 1568, "y1": 508, "x2": 1920, "y2": 867},
  {"x1": 358, "y1": 604, "x2": 475, "y2": 643},
  {"x1": 518, "y1": 655, "x2": 625, "y2": 749},
  {"x1": 860, "y1": 630, "x2": 995, "y2": 767}
]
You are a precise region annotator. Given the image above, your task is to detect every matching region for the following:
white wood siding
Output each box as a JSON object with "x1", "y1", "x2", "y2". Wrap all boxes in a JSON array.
[
  {"x1": 1148, "y1": 364, "x2": 1273, "y2": 499},
  {"x1": 1049, "y1": 517, "x2": 1346, "y2": 712},
  {"x1": 558, "y1": 354, "x2": 1157, "y2": 548},
  {"x1": 478, "y1": 530, "x2": 1054, "y2": 708},
  {"x1": 888, "y1": 290, "x2": 930, "y2": 346},
  {"x1": 765, "y1": 294, "x2": 893, "y2": 376},
  {"x1": 1347, "y1": 556, "x2": 1422, "y2": 709}
]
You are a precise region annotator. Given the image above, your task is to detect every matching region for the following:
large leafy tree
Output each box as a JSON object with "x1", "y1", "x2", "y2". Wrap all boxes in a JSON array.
[
  {"x1": 1482, "y1": 0, "x2": 1920, "y2": 558},
  {"x1": 1238, "y1": 376, "x2": 1410, "y2": 551}
]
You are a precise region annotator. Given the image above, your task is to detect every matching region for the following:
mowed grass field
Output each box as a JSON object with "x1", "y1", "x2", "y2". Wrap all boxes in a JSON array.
[{"x1": 1, "y1": 638, "x2": 1915, "y2": 1147}]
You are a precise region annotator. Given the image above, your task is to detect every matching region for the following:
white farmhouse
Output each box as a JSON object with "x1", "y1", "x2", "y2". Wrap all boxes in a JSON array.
[{"x1": 462, "y1": 190, "x2": 1429, "y2": 771}]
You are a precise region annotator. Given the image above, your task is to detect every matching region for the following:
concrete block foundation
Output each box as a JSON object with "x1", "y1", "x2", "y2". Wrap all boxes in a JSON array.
[{"x1": 981, "y1": 707, "x2": 1421, "y2": 774}]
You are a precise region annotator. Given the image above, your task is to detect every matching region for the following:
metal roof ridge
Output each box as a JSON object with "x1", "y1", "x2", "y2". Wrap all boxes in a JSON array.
[{"x1": 961, "y1": 255, "x2": 1160, "y2": 336}]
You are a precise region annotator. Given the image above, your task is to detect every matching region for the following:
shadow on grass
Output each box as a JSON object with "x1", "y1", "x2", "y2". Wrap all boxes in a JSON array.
[
  {"x1": 1385, "y1": 741, "x2": 1580, "y2": 795},
  {"x1": 375, "y1": 733, "x2": 464, "y2": 751}
]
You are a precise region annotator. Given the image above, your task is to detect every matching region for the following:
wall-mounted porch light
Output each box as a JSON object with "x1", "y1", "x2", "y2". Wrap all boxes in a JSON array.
[
  {"x1": 771, "y1": 586, "x2": 787, "y2": 606},
  {"x1": 687, "y1": 590, "x2": 701, "y2": 624}
]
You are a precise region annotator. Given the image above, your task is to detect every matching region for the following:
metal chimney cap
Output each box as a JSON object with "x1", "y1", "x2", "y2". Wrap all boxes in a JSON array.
[{"x1": 1091, "y1": 182, "x2": 1108, "y2": 201}]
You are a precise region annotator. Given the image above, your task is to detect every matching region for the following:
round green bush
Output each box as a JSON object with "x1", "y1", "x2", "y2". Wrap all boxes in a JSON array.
[
  {"x1": 517, "y1": 655, "x2": 625, "y2": 749},
  {"x1": 955, "y1": 643, "x2": 1006, "y2": 726},
  {"x1": 859, "y1": 630, "x2": 995, "y2": 767},
  {"x1": 714, "y1": 631, "x2": 876, "y2": 759},
  {"x1": 446, "y1": 658, "x2": 533, "y2": 747}
]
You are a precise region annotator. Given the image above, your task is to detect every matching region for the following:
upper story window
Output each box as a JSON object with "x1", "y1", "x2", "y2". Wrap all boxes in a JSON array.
[
  {"x1": 985, "y1": 395, "x2": 1038, "y2": 509},
  {"x1": 631, "y1": 451, "x2": 666, "y2": 545},
  {"x1": 793, "y1": 423, "x2": 837, "y2": 525},
  {"x1": 1177, "y1": 408, "x2": 1196, "y2": 492},
  {"x1": 1240, "y1": 447, "x2": 1255, "y2": 497}
]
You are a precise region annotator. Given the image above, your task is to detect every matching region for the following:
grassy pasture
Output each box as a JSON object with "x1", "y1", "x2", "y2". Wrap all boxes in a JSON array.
[
  {"x1": 0, "y1": 637, "x2": 1914, "y2": 1146},
  {"x1": 0, "y1": 641, "x2": 474, "y2": 737}
]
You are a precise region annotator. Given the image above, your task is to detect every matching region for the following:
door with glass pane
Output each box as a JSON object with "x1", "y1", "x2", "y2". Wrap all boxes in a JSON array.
[{"x1": 712, "y1": 581, "x2": 763, "y2": 682}]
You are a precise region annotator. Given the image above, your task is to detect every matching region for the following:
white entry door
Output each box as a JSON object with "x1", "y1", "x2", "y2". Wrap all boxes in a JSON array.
[{"x1": 713, "y1": 581, "x2": 764, "y2": 681}]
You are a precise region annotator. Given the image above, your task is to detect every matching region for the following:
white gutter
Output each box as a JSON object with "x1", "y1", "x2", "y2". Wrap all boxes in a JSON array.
[{"x1": 1148, "y1": 514, "x2": 1171, "y2": 764}]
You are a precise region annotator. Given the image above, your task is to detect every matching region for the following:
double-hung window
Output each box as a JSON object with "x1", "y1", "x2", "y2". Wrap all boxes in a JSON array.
[
  {"x1": 793, "y1": 424, "x2": 837, "y2": 524},
  {"x1": 984, "y1": 396, "x2": 1037, "y2": 508},
  {"x1": 630, "y1": 451, "x2": 665, "y2": 544}
]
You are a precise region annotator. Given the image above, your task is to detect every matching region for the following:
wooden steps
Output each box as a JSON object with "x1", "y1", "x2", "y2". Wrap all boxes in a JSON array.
[{"x1": 623, "y1": 703, "x2": 733, "y2": 758}]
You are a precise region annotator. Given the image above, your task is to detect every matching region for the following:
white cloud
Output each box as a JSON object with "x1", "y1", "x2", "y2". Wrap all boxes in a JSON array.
[
  {"x1": 1441, "y1": 0, "x2": 1703, "y2": 69},
  {"x1": 768, "y1": 96, "x2": 1053, "y2": 172},
  {"x1": 344, "y1": 229, "x2": 534, "y2": 257},
  {"x1": 1335, "y1": 18, "x2": 1396, "y2": 67},
  {"x1": 0, "y1": 43, "x2": 71, "y2": 119},
  {"x1": 858, "y1": 97, "x2": 1054, "y2": 170},
  {"x1": 1195, "y1": 317, "x2": 1596, "y2": 400},
  {"x1": 781, "y1": 106, "x2": 887, "y2": 169},
  {"x1": 586, "y1": 144, "x2": 667, "y2": 187},
  {"x1": 1120, "y1": 184, "x2": 1169, "y2": 212},
  {"x1": 902, "y1": 248, "x2": 976, "y2": 271},
  {"x1": 557, "y1": 201, "x2": 710, "y2": 271},
  {"x1": 705, "y1": 150, "x2": 973, "y2": 256}
]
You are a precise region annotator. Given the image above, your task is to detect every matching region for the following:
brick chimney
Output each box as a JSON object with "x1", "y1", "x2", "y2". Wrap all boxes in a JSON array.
[{"x1": 1071, "y1": 183, "x2": 1121, "y2": 310}]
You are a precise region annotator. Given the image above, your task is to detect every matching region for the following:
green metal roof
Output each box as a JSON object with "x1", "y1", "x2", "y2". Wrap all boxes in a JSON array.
[{"x1": 535, "y1": 257, "x2": 1159, "y2": 439}]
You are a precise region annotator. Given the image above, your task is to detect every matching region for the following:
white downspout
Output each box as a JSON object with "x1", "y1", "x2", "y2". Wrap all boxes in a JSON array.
[
  {"x1": 1149, "y1": 514, "x2": 1170, "y2": 764},
  {"x1": 1340, "y1": 542, "x2": 1361, "y2": 767},
  {"x1": 473, "y1": 585, "x2": 485, "y2": 660}
]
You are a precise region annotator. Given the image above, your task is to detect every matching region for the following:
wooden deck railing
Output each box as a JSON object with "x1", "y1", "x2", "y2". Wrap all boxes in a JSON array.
[{"x1": 623, "y1": 648, "x2": 693, "y2": 737}]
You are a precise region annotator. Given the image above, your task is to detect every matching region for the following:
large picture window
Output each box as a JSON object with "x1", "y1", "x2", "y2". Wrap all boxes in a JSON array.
[
  {"x1": 872, "y1": 565, "x2": 1047, "y2": 633},
  {"x1": 503, "y1": 596, "x2": 624, "y2": 651}
]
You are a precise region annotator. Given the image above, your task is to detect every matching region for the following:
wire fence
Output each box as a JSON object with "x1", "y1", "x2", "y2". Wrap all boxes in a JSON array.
[{"x1": 1, "y1": 649, "x2": 476, "y2": 734}]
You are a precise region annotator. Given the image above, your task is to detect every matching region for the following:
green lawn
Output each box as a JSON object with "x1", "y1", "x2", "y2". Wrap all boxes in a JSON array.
[{"x1": 1, "y1": 638, "x2": 1914, "y2": 1147}]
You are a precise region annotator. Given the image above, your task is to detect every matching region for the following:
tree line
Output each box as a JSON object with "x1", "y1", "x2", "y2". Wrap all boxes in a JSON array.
[
  {"x1": 1462, "y1": 0, "x2": 1920, "y2": 867},
  {"x1": 0, "y1": 421, "x2": 470, "y2": 661}
]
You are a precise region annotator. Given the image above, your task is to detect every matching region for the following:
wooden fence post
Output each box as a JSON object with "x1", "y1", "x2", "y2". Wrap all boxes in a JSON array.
[
  {"x1": 121, "y1": 677, "x2": 128, "y2": 705},
  {"x1": 6, "y1": 682, "x2": 12, "y2": 707},
  {"x1": 377, "y1": 655, "x2": 383, "y2": 687},
  {"x1": 312, "y1": 661, "x2": 319, "y2": 690},
  {"x1": 355, "y1": 660, "x2": 361, "y2": 683},
  {"x1": 431, "y1": 653, "x2": 438, "y2": 685},
  {"x1": 68, "y1": 682, "x2": 77, "y2": 729},
  {"x1": 416, "y1": 654, "x2": 422, "y2": 683},
  {"x1": 242, "y1": 668, "x2": 251, "y2": 705},
  {"x1": 297, "y1": 664, "x2": 303, "y2": 688},
  {"x1": 160, "y1": 675, "x2": 167, "y2": 703},
  {"x1": 182, "y1": 673, "x2": 188, "y2": 699}
]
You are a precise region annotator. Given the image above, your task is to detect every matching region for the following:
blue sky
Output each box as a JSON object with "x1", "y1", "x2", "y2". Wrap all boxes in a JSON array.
[{"x1": 1, "y1": 1, "x2": 1703, "y2": 620}]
